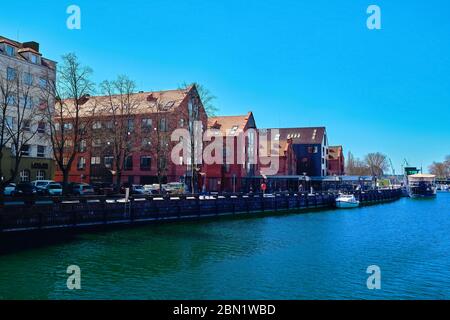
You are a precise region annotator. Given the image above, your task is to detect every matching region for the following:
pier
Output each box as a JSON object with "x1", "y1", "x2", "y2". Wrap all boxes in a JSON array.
[{"x1": 0, "y1": 189, "x2": 402, "y2": 234}]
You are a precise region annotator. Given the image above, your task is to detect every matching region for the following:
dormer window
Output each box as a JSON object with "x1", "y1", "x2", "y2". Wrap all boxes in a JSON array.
[
  {"x1": 230, "y1": 125, "x2": 239, "y2": 135},
  {"x1": 5, "y1": 45, "x2": 15, "y2": 57},
  {"x1": 30, "y1": 54, "x2": 38, "y2": 64}
]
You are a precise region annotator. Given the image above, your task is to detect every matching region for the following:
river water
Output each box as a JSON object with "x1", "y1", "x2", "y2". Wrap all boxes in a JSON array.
[{"x1": 1, "y1": 193, "x2": 450, "y2": 300}]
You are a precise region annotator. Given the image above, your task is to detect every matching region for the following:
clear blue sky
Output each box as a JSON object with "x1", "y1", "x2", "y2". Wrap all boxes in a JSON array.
[{"x1": 2, "y1": 0, "x2": 449, "y2": 173}]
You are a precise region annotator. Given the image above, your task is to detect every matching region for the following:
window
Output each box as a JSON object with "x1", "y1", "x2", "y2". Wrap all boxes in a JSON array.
[
  {"x1": 92, "y1": 121, "x2": 102, "y2": 130},
  {"x1": 141, "y1": 138, "x2": 152, "y2": 149},
  {"x1": 77, "y1": 157, "x2": 86, "y2": 170},
  {"x1": 23, "y1": 73, "x2": 33, "y2": 85},
  {"x1": 6, "y1": 45, "x2": 15, "y2": 57},
  {"x1": 104, "y1": 156, "x2": 114, "y2": 169},
  {"x1": 124, "y1": 156, "x2": 133, "y2": 170},
  {"x1": 308, "y1": 146, "x2": 318, "y2": 154},
  {"x1": 6, "y1": 95, "x2": 16, "y2": 105},
  {"x1": 21, "y1": 144, "x2": 30, "y2": 156},
  {"x1": 179, "y1": 118, "x2": 185, "y2": 128},
  {"x1": 6, "y1": 67, "x2": 16, "y2": 81},
  {"x1": 39, "y1": 78, "x2": 47, "y2": 89},
  {"x1": 36, "y1": 170, "x2": 45, "y2": 181},
  {"x1": 20, "y1": 170, "x2": 30, "y2": 182},
  {"x1": 5, "y1": 116, "x2": 14, "y2": 128},
  {"x1": 105, "y1": 121, "x2": 113, "y2": 129},
  {"x1": 79, "y1": 139, "x2": 87, "y2": 152},
  {"x1": 159, "y1": 118, "x2": 168, "y2": 132},
  {"x1": 23, "y1": 120, "x2": 31, "y2": 131},
  {"x1": 90, "y1": 156, "x2": 101, "y2": 165},
  {"x1": 140, "y1": 156, "x2": 152, "y2": 171},
  {"x1": 30, "y1": 54, "x2": 38, "y2": 64},
  {"x1": 37, "y1": 145, "x2": 46, "y2": 158},
  {"x1": 65, "y1": 140, "x2": 73, "y2": 148},
  {"x1": 141, "y1": 118, "x2": 152, "y2": 130},
  {"x1": 63, "y1": 122, "x2": 73, "y2": 130},
  {"x1": 230, "y1": 125, "x2": 239, "y2": 135},
  {"x1": 92, "y1": 139, "x2": 102, "y2": 148},
  {"x1": 37, "y1": 121, "x2": 46, "y2": 134},
  {"x1": 274, "y1": 134, "x2": 280, "y2": 141},
  {"x1": 127, "y1": 119, "x2": 134, "y2": 132}
]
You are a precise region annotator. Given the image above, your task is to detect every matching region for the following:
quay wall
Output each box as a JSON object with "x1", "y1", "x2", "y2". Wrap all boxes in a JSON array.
[{"x1": 0, "y1": 189, "x2": 402, "y2": 234}]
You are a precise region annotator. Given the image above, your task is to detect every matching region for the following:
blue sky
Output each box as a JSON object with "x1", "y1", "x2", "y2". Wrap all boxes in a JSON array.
[{"x1": 1, "y1": 0, "x2": 449, "y2": 173}]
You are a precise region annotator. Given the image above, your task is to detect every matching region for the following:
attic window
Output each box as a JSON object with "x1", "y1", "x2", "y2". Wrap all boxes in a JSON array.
[
  {"x1": 312, "y1": 129, "x2": 317, "y2": 140},
  {"x1": 6, "y1": 45, "x2": 15, "y2": 57},
  {"x1": 30, "y1": 54, "x2": 38, "y2": 64},
  {"x1": 230, "y1": 125, "x2": 239, "y2": 135}
]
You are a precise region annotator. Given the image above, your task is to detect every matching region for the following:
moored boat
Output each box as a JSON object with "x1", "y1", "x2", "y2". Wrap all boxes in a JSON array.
[
  {"x1": 407, "y1": 174, "x2": 437, "y2": 198},
  {"x1": 335, "y1": 194, "x2": 360, "y2": 208}
]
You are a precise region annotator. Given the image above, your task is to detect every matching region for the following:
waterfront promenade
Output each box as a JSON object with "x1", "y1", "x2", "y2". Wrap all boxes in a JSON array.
[{"x1": 0, "y1": 189, "x2": 402, "y2": 234}]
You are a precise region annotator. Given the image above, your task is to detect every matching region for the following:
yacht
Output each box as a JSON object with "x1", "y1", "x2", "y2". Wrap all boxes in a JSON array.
[{"x1": 335, "y1": 194, "x2": 360, "y2": 208}]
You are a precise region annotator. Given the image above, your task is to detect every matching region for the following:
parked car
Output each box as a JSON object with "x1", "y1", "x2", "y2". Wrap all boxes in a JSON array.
[
  {"x1": 68, "y1": 183, "x2": 95, "y2": 196},
  {"x1": 163, "y1": 182, "x2": 185, "y2": 194},
  {"x1": 42, "y1": 183, "x2": 63, "y2": 196},
  {"x1": 120, "y1": 183, "x2": 147, "y2": 195},
  {"x1": 3, "y1": 183, "x2": 16, "y2": 196},
  {"x1": 143, "y1": 184, "x2": 161, "y2": 195},
  {"x1": 10, "y1": 183, "x2": 37, "y2": 196},
  {"x1": 92, "y1": 182, "x2": 115, "y2": 195}
]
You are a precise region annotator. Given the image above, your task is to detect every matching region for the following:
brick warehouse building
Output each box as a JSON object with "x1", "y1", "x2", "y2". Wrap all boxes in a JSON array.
[
  {"x1": 327, "y1": 145, "x2": 345, "y2": 176},
  {"x1": 54, "y1": 85, "x2": 208, "y2": 188},
  {"x1": 263, "y1": 127, "x2": 329, "y2": 177},
  {"x1": 204, "y1": 112, "x2": 258, "y2": 192}
]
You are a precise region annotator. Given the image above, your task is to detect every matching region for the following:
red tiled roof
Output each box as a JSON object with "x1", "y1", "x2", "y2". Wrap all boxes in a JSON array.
[
  {"x1": 208, "y1": 112, "x2": 253, "y2": 135},
  {"x1": 60, "y1": 88, "x2": 192, "y2": 118}
]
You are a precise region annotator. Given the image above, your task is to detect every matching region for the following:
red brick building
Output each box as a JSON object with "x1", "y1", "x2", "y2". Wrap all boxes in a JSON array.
[
  {"x1": 258, "y1": 129, "x2": 297, "y2": 177},
  {"x1": 327, "y1": 145, "x2": 345, "y2": 176},
  {"x1": 203, "y1": 112, "x2": 258, "y2": 192},
  {"x1": 54, "y1": 85, "x2": 208, "y2": 187}
]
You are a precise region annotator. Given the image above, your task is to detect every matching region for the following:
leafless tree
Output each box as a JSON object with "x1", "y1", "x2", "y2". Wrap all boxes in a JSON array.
[
  {"x1": 41, "y1": 53, "x2": 95, "y2": 191},
  {"x1": 346, "y1": 151, "x2": 370, "y2": 176},
  {"x1": 97, "y1": 75, "x2": 139, "y2": 191},
  {"x1": 180, "y1": 82, "x2": 218, "y2": 117},
  {"x1": 429, "y1": 162, "x2": 448, "y2": 178},
  {"x1": 0, "y1": 61, "x2": 43, "y2": 189},
  {"x1": 147, "y1": 95, "x2": 172, "y2": 193},
  {"x1": 364, "y1": 152, "x2": 389, "y2": 177}
]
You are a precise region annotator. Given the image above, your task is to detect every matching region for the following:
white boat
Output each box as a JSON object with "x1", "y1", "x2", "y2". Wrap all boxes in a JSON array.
[
  {"x1": 335, "y1": 194, "x2": 360, "y2": 208},
  {"x1": 406, "y1": 174, "x2": 437, "y2": 198}
]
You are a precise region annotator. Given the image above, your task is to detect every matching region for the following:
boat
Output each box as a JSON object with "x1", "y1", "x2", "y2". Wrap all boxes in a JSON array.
[
  {"x1": 335, "y1": 194, "x2": 360, "y2": 208},
  {"x1": 406, "y1": 174, "x2": 437, "y2": 198}
]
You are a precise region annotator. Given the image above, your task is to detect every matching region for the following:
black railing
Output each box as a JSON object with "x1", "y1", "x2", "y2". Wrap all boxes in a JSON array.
[{"x1": 0, "y1": 189, "x2": 402, "y2": 233}]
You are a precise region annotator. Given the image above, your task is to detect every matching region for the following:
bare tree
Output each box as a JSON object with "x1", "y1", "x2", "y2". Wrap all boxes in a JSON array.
[
  {"x1": 0, "y1": 61, "x2": 43, "y2": 189},
  {"x1": 346, "y1": 151, "x2": 370, "y2": 176},
  {"x1": 429, "y1": 162, "x2": 448, "y2": 178},
  {"x1": 365, "y1": 152, "x2": 389, "y2": 177},
  {"x1": 41, "y1": 53, "x2": 95, "y2": 191},
  {"x1": 97, "y1": 75, "x2": 139, "y2": 191},
  {"x1": 147, "y1": 95, "x2": 172, "y2": 193},
  {"x1": 180, "y1": 82, "x2": 218, "y2": 117}
]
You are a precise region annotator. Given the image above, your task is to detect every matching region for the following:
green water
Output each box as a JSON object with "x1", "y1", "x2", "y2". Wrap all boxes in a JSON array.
[{"x1": 1, "y1": 193, "x2": 450, "y2": 299}]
